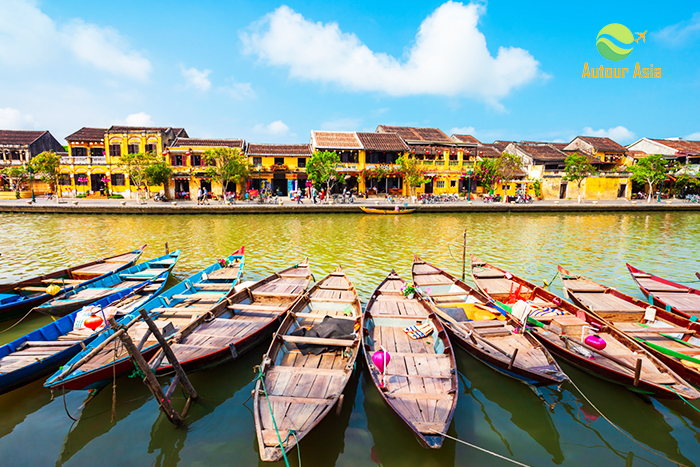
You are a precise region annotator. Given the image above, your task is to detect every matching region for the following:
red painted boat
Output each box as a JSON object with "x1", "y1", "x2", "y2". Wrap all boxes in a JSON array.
[{"x1": 627, "y1": 263, "x2": 700, "y2": 320}]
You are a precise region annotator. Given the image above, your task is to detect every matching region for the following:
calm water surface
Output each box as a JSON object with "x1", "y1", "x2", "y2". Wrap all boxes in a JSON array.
[{"x1": 0, "y1": 212, "x2": 699, "y2": 466}]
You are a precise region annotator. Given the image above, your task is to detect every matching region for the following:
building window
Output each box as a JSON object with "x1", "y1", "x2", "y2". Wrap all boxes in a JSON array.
[
  {"x1": 111, "y1": 174, "x2": 125, "y2": 186},
  {"x1": 58, "y1": 174, "x2": 71, "y2": 186},
  {"x1": 72, "y1": 147, "x2": 87, "y2": 157},
  {"x1": 274, "y1": 157, "x2": 284, "y2": 165},
  {"x1": 74, "y1": 174, "x2": 88, "y2": 185},
  {"x1": 253, "y1": 157, "x2": 262, "y2": 167},
  {"x1": 128, "y1": 144, "x2": 139, "y2": 154},
  {"x1": 109, "y1": 144, "x2": 121, "y2": 157},
  {"x1": 298, "y1": 158, "x2": 306, "y2": 168},
  {"x1": 450, "y1": 180, "x2": 457, "y2": 188},
  {"x1": 10, "y1": 150, "x2": 20, "y2": 160},
  {"x1": 170, "y1": 154, "x2": 183, "y2": 166},
  {"x1": 90, "y1": 147, "x2": 104, "y2": 158},
  {"x1": 436, "y1": 180, "x2": 445, "y2": 188},
  {"x1": 191, "y1": 154, "x2": 201, "y2": 166},
  {"x1": 145, "y1": 143, "x2": 157, "y2": 154}
]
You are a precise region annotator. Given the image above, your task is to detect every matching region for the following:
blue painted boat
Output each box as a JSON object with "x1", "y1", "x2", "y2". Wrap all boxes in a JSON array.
[
  {"x1": 0, "y1": 259, "x2": 176, "y2": 396},
  {"x1": 45, "y1": 247, "x2": 244, "y2": 391},
  {"x1": 34, "y1": 250, "x2": 181, "y2": 318},
  {"x1": 0, "y1": 246, "x2": 146, "y2": 322}
]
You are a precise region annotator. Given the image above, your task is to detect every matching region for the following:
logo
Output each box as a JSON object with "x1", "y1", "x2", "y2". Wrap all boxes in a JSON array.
[{"x1": 596, "y1": 23, "x2": 634, "y2": 61}]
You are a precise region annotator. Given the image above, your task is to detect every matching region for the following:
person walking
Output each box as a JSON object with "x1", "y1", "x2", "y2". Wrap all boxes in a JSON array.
[
  {"x1": 202, "y1": 186, "x2": 209, "y2": 205},
  {"x1": 197, "y1": 186, "x2": 203, "y2": 205}
]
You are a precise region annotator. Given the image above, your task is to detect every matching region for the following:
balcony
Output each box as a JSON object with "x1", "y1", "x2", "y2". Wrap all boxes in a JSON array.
[
  {"x1": 90, "y1": 156, "x2": 107, "y2": 165},
  {"x1": 435, "y1": 160, "x2": 445, "y2": 166},
  {"x1": 449, "y1": 160, "x2": 460, "y2": 166},
  {"x1": 422, "y1": 160, "x2": 434, "y2": 166}
]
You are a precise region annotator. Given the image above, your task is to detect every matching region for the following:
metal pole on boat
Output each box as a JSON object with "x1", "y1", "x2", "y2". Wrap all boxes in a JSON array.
[{"x1": 462, "y1": 229, "x2": 467, "y2": 281}]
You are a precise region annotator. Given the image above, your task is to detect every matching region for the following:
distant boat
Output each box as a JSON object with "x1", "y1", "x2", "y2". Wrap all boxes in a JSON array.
[
  {"x1": 626, "y1": 263, "x2": 700, "y2": 319},
  {"x1": 44, "y1": 247, "x2": 244, "y2": 391},
  {"x1": 0, "y1": 246, "x2": 146, "y2": 322},
  {"x1": 34, "y1": 250, "x2": 179, "y2": 318},
  {"x1": 360, "y1": 206, "x2": 416, "y2": 215},
  {"x1": 0, "y1": 266, "x2": 173, "y2": 396}
]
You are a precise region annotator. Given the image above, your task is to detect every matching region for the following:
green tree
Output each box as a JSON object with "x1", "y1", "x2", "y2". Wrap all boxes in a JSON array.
[
  {"x1": 203, "y1": 147, "x2": 251, "y2": 201},
  {"x1": 144, "y1": 156, "x2": 173, "y2": 198},
  {"x1": 497, "y1": 153, "x2": 522, "y2": 203},
  {"x1": 120, "y1": 152, "x2": 155, "y2": 202},
  {"x1": 563, "y1": 152, "x2": 595, "y2": 203},
  {"x1": 474, "y1": 157, "x2": 500, "y2": 192},
  {"x1": 629, "y1": 154, "x2": 675, "y2": 203},
  {"x1": 306, "y1": 150, "x2": 340, "y2": 203},
  {"x1": 672, "y1": 172, "x2": 700, "y2": 197},
  {"x1": 1, "y1": 165, "x2": 28, "y2": 198},
  {"x1": 396, "y1": 154, "x2": 426, "y2": 200},
  {"x1": 28, "y1": 151, "x2": 61, "y2": 200}
]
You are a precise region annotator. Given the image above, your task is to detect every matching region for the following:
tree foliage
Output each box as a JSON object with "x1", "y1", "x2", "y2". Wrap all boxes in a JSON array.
[
  {"x1": 28, "y1": 151, "x2": 61, "y2": 196},
  {"x1": 120, "y1": 152, "x2": 155, "y2": 199},
  {"x1": 203, "y1": 147, "x2": 251, "y2": 199},
  {"x1": 563, "y1": 152, "x2": 595, "y2": 203},
  {"x1": 144, "y1": 156, "x2": 173, "y2": 195},
  {"x1": 1, "y1": 165, "x2": 28, "y2": 196},
  {"x1": 474, "y1": 157, "x2": 500, "y2": 191},
  {"x1": 396, "y1": 154, "x2": 426, "y2": 198},
  {"x1": 629, "y1": 154, "x2": 676, "y2": 202},
  {"x1": 306, "y1": 150, "x2": 340, "y2": 202},
  {"x1": 498, "y1": 153, "x2": 522, "y2": 183}
]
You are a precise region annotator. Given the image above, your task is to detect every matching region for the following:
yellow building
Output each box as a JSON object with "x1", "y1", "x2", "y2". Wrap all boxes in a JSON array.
[{"x1": 245, "y1": 143, "x2": 313, "y2": 196}]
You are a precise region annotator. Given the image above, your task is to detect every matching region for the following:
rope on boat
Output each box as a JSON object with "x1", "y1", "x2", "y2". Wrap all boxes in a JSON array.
[
  {"x1": 664, "y1": 385, "x2": 700, "y2": 415},
  {"x1": 62, "y1": 386, "x2": 78, "y2": 422},
  {"x1": 567, "y1": 378, "x2": 691, "y2": 467},
  {"x1": 0, "y1": 307, "x2": 35, "y2": 334},
  {"x1": 111, "y1": 338, "x2": 119, "y2": 423},
  {"x1": 428, "y1": 430, "x2": 532, "y2": 466}
]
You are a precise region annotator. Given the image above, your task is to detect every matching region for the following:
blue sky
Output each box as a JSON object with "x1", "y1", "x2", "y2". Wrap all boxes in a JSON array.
[{"x1": 1, "y1": 0, "x2": 699, "y2": 145}]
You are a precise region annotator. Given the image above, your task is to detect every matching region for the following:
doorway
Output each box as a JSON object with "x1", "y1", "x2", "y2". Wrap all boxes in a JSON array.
[
  {"x1": 617, "y1": 183, "x2": 627, "y2": 198},
  {"x1": 272, "y1": 173, "x2": 288, "y2": 196},
  {"x1": 90, "y1": 174, "x2": 104, "y2": 195},
  {"x1": 559, "y1": 182, "x2": 568, "y2": 199}
]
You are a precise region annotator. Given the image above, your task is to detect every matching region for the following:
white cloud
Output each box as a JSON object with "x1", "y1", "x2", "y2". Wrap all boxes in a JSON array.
[
  {"x1": 0, "y1": 0, "x2": 151, "y2": 80},
  {"x1": 181, "y1": 66, "x2": 212, "y2": 91},
  {"x1": 320, "y1": 118, "x2": 363, "y2": 131},
  {"x1": 0, "y1": 107, "x2": 35, "y2": 129},
  {"x1": 241, "y1": 2, "x2": 542, "y2": 105},
  {"x1": 583, "y1": 126, "x2": 636, "y2": 143},
  {"x1": 125, "y1": 112, "x2": 154, "y2": 126},
  {"x1": 653, "y1": 13, "x2": 700, "y2": 46},
  {"x1": 685, "y1": 132, "x2": 700, "y2": 140},
  {"x1": 219, "y1": 78, "x2": 255, "y2": 99},
  {"x1": 253, "y1": 120, "x2": 291, "y2": 136},
  {"x1": 449, "y1": 126, "x2": 476, "y2": 135}
]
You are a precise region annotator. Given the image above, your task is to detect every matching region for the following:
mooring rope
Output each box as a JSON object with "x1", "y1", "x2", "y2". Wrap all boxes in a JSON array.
[
  {"x1": 0, "y1": 308, "x2": 34, "y2": 334},
  {"x1": 62, "y1": 386, "x2": 78, "y2": 422},
  {"x1": 664, "y1": 384, "x2": 700, "y2": 415},
  {"x1": 428, "y1": 430, "x2": 532, "y2": 466}
]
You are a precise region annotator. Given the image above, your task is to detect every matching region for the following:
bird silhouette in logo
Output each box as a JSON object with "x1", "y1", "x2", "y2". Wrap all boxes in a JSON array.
[{"x1": 634, "y1": 30, "x2": 647, "y2": 43}]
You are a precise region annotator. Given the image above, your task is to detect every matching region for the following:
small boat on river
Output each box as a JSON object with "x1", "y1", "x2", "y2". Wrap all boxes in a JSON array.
[
  {"x1": 253, "y1": 266, "x2": 361, "y2": 462},
  {"x1": 360, "y1": 206, "x2": 416, "y2": 215},
  {"x1": 0, "y1": 246, "x2": 146, "y2": 322},
  {"x1": 558, "y1": 265, "x2": 700, "y2": 388},
  {"x1": 362, "y1": 271, "x2": 458, "y2": 449},
  {"x1": 34, "y1": 249, "x2": 178, "y2": 318},
  {"x1": 627, "y1": 263, "x2": 700, "y2": 319},
  {"x1": 413, "y1": 256, "x2": 566, "y2": 387},
  {"x1": 470, "y1": 255, "x2": 700, "y2": 399},
  {"x1": 151, "y1": 259, "x2": 312, "y2": 375},
  {"x1": 44, "y1": 248, "x2": 244, "y2": 391},
  {"x1": 0, "y1": 267, "x2": 173, "y2": 396}
]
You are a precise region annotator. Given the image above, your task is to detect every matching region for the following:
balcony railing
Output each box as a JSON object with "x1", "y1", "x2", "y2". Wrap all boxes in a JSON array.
[
  {"x1": 91, "y1": 157, "x2": 107, "y2": 165},
  {"x1": 422, "y1": 160, "x2": 434, "y2": 166},
  {"x1": 449, "y1": 160, "x2": 460, "y2": 166},
  {"x1": 435, "y1": 160, "x2": 445, "y2": 166}
]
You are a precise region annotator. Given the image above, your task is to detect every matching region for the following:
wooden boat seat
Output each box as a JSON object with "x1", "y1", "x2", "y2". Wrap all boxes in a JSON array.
[
  {"x1": 470, "y1": 320, "x2": 507, "y2": 329},
  {"x1": 153, "y1": 306, "x2": 212, "y2": 314},
  {"x1": 310, "y1": 296, "x2": 355, "y2": 303},
  {"x1": 624, "y1": 326, "x2": 695, "y2": 335},
  {"x1": 294, "y1": 312, "x2": 356, "y2": 321},
  {"x1": 385, "y1": 392, "x2": 452, "y2": 401},
  {"x1": 229, "y1": 303, "x2": 287, "y2": 312},
  {"x1": 253, "y1": 291, "x2": 302, "y2": 298},
  {"x1": 171, "y1": 292, "x2": 225, "y2": 301},
  {"x1": 473, "y1": 269, "x2": 505, "y2": 279},
  {"x1": 267, "y1": 366, "x2": 348, "y2": 376},
  {"x1": 282, "y1": 335, "x2": 356, "y2": 347},
  {"x1": 193, "y1": 283, "x2": 231, "y2": 290},
  {"x1": 632, "y1": 273, "x2": 652, "y2": 279},
  {"x1": 17, "y1": 286, "x2": 49, "y2": 292},
  {"x1": 637, "y1": 278, "x2": 685, "y2": 292},
  {"x1": 317, "y1": 284, "x2": 353, "y2": 290},
  {"x1": 427, "y1": 291, "x2": 469, "y2": 297},
  {"x1": 652, "y1": 293, "x2": 700, "y2": 312},
  {"x1": 207, "y1": 268, "x2": 241, "y2": 280},
  {"x1": 574, "y1": 293, "x2": 643, "y2": 313},
  {"x1": 414, "y1": 275, "x2": 452, "y2": 286},
  {"x1": 562, "y1": 279, "x2": 606, "y2": 292},
  {"x1": 41, "y1": 279, "x2": 82, "y2": 284},
  {"x1": 369, "y1": 314, "x2": 430, "y2": 320}
]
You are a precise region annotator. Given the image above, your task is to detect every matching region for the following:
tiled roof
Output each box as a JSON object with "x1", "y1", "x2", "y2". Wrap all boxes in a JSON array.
[
  {"x1": 172, "y1": 128, "x2": 188, "y2": 138},
  {"x1": 65, "y1": 127, "x2": 106, "y2": 142},
  {"x1": 516, "y1": 143, "x2": 567, "y2": 162},
  {"x1": 451, "y1": 134, "x2": 481, "y2": 144},
  {"x1": 376, "y1": 125, "x2": 451, "y2": 142},
  {"x1": 474, "y1": 145, "x2": 501, "y2": 158},
  {"x1": 311, "y1": 131, "x2": 362, "y2": 149},
  {"x1": 577, "y1": 136, "x2": 626, "y2": 152},
  {"x1": 108, "y1": 126, "x2": 173, "y2": 133},
  {"x1": 492, "y1": 141, "x2": 514, "y2": 152},
  {"x1": 247, "y1": 144, "x2": 312, "y2": 156},
  {"x1": 627, "y1": 150, "x2": 649, "y2": 160},
  {"x1": 170, "y1": 138, "x2": 244, "y2": 149},
  {"x1": 0, "y1": 130, "x2": 47, "y2": 146},
  {"x1": 650, "y1": 139, "x2": 700, "y2": 154},
  {"x1": 357, "y1": 132, "x2": 408, "y2": 151}
]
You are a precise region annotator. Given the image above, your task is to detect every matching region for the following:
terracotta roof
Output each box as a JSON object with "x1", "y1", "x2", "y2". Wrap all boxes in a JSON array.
[
  {"x1": 357, "y1": 132, "x2": 408, "y2": 151},
  {"x1": 247, "y1": 144, "x2": 312, "y2": 156},
  {"x1": 65, "y1": 127, "x2": 106, "y2": 142},
  {"x1": 311, "y1": 131, "x2": 362, "y2": 149},
  {"x1": 451, "y1": 134, "x2": 481, "y2": 144},
  {"x1": 0, "y1": 130, "x2": 47, "y2": 146},
  {"x1": 376, "y1": 125, "x2": 451, "y2": 142},
  {"x1": 108, "y1": 126, "x2": 173, "y2": 133},
  {"x1": 515, "y1": 143, "x2": 567, "y2": 162},
  {"x1": 650, "y1": 139, "x2": 700, "y2": 155},
  {"x1": 170, "y1": 138, "x2": 244, "y2": 149},
  {"x1": 492, "y1": 141, "x2": 514, "y2": 152},
  {"x1": 577, "y1": 136, "x2": 626, "y2": 152},
  {"x1": 475, "y1": 145, "x2": 501, "y2": 158},
  {"x1": 627, "y1": 150, "x2": 649, "y2": 160}
]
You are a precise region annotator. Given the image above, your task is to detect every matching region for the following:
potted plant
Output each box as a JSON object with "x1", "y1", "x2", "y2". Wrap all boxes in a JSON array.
[{"x1": 401, "y1": 283, "x2": 417, "y2": 299}]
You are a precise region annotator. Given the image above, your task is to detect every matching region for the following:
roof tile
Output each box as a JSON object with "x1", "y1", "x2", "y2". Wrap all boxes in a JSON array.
[
  {"x1": 377, "y1": 125, "x2": 451, "y2": 142},
  {"x1": 356, "y1": 132, "x2": 408, "y2": 151},
  {"x1": 65, "y1": 127, "x2": 106, "y2": 142},
  {"x1": 311, "y1": 131, "x2": 362, "y2": 149},
  {"x1": 0, "y1": 130, "x2": 48, "y2": 146},
  {"x1": 247, "y1": 144, "x2": 312, "y2": 156},
  {"x1": 170, "y1": 138, "x2": 244, "y2": 149}
]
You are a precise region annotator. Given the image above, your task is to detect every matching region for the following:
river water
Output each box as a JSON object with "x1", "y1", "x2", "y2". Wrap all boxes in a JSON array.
[{"x1": 0, "y1": 212, "x2": 699, "y2": 466}]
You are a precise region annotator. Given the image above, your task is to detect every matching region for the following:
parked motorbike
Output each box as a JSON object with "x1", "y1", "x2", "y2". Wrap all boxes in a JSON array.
[{"x1": 154, "y1": 193, "x2": 167, "y2": 202}]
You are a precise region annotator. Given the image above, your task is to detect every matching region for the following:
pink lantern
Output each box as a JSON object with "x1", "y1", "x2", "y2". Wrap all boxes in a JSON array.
[
  {"x1": 585, "y1": 335, "x2": 607, "y2": 350},
  {"x1": 372, "y1": 348, "x2": 391, "y2": 373}
]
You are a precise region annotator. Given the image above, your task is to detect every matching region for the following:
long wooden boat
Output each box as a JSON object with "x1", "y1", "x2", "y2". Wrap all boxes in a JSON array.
[
  {"x1": 44, "y1": 248, "x2": 244, "y2": 391},
  {"x1": 362, "y1": 271, "x2": 458, "y2": 449},
  {"x1": 627, "y1": 263, "x2": 700, "y2": 319},
  {"x1": 34, "y1": 250, "x2": 178, "y2": 318},
  {"x1": 253, "y1": 266, "x2": 362, "y2": 462},
  {"x1": 150, "y1": 259, "x2": 312, "y2": 375},
  {"x1": 360, "y1": 206, "x2": 416, "y2": 215},
  {"x1": 470, "y1": 255, "x2": 700, "y2": 399},
  {"x1": 412, "y1": 256, "x2": 566, "y2": 387},
  {"x1": 0, "y1": 266, "x2": 174, "y2": 396},
  {"x1": 558, "y1": 265, "x2": 700, "y2": 388},
  {"x1": 0, "y1": 246, "x2": 146, "y2": 322}
]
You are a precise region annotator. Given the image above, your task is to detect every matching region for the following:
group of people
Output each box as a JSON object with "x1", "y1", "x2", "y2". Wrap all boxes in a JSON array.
[{"x1": 196, "y1": 186, "x2": 210, "y2": 205}]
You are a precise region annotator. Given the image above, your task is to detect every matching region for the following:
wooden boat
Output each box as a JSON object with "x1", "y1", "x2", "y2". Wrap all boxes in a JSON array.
[
  {"x1": 34, "y1": 250, "x2": 179, "y2": 318},
  {"x1": 362, "y1": 271, "x2": 458, "y2": 449},
  {"x1": 360, "y1": 206, "x2": 416, "y2": 215},
  {"x1": 470, "y1": 255, "x2": 700, "y2": 399},
  {"x1": 558, "y1": 265, "x2": 700, "y2": 388},
  {"x1": 0, "y1": 246, "x2": 146, "y2": 322},
  {"x1": 44, "y1": 248, "x2": 244, "y2": 391},
  {"x1": 412, "y1": 256, "x2": 566, "y2": 387},
  {"x1": 0, "y1": 266, "x2": 174, "y2": 396},
  {"x1": 627, "y1": 263, "x2": 700, "y2": 319},
  {"x1": 150, "y1": 259, "x2": 312, "y2": 375},
  {"x1": 253, "y1": 266, "x2": 362, "y2": 462}
]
